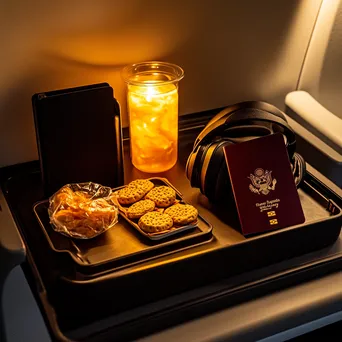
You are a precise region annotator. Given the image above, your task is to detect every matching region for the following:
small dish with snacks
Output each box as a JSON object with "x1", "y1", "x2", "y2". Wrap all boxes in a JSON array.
[{"x1": 112, "y1": 178, "x2": 200, "y2": 240}]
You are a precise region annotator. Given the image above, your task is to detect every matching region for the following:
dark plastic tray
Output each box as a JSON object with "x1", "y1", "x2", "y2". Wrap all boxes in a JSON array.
[
  {"x1": 2, "y1": 156, "x2": 342, "y2": 341},
  {"x1": 43, "y1": 172, "x2": 341, "y2": 341},
  {"x1": 33, "y1": 179, "x2": 213, "y2": 274}
]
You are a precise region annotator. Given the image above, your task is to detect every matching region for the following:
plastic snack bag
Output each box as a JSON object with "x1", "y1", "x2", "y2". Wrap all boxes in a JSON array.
[{"x1": 48, "y1": 182, "x2": 119, "y2": 239}]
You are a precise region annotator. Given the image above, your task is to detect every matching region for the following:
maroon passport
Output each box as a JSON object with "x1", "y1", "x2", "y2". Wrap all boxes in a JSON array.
[{"x1": 223, "y1": 133, "x2": 305, "y2": 235}]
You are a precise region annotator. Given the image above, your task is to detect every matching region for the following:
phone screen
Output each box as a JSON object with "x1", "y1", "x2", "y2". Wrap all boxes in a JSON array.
[{"x1": 32, "y1": 84, "x2": 123, "y2": 196}]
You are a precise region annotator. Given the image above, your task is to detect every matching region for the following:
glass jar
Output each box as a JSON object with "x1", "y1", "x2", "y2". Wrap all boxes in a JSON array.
[{"x1": 122, "y1": 61, "x2": 184, "y2": 173}]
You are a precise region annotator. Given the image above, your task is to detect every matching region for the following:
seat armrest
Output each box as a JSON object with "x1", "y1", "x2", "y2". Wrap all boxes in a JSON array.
[
  {"x1": 0, "y1": 189, "x2": 26, "y2": 274},
  {"x1": 0, "y1": 188, "x2": 26, "y2": 341},
  {"x1": 285, "y1": 91, "x2": 342, "y2": 154}
]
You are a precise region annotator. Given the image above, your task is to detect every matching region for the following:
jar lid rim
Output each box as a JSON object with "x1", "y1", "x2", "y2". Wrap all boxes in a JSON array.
[{"x1": 122, "y1": 61, "x2": 184, "y2": 85}]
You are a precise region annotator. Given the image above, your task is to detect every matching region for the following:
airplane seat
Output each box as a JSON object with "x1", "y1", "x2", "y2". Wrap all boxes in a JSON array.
[{"x1": 285, "y1": 0, "x2": 342, "y2": 187}]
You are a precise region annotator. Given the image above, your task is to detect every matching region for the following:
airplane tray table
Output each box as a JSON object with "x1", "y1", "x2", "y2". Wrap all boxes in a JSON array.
[{"x1": 1, "y1": 125, "x2": 341, "y2": 342}]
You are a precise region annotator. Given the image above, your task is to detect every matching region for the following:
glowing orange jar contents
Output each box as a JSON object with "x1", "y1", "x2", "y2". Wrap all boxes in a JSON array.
[{"x1": 123, "y1": 62, "x2": 184, "y2": 173}]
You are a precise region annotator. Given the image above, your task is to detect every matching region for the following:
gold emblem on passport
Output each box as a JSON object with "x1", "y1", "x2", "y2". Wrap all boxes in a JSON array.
[
  {"x1": 267, "y1": 211, "x2": 276, "y2": 217},
  {"x1": 269, "y1": 218, "x2": 278, "y2": 225},
  {"x1": 249, "y1": 168, "x2": 277, "y2": 195}
]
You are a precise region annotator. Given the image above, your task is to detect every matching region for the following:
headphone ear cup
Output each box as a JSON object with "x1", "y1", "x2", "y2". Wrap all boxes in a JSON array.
[
  {"x1": 202, "y1": 140, "x2": 235, "y2": 203},
  {"x1": 185, "y1": 147, "x2": 198, "y2": 185},
  {"x1": 187, "y1": 143, "x2": 213, "y2": 189}
]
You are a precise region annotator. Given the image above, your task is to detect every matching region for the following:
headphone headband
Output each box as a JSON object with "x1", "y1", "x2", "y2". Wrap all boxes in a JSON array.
[
  {"x1": 193, "y1": 101, "x2": 296, "y2": 157},
  {"x1": 204, "y1": 101, "x2": 287, "y2": 130}
]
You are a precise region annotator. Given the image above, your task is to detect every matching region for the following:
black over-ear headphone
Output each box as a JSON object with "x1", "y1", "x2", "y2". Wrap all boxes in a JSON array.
[{"x1": 186, "y1": 101, "x2": 306, "y2": 203}]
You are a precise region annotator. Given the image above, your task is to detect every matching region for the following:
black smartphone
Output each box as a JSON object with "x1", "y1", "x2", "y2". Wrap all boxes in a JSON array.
[{"x1": 32, "y1": 83, "x2": 124, "y2": 197}]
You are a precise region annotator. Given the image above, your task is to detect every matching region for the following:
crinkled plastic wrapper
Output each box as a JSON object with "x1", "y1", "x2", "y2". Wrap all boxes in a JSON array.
[{"x1": 48, "y1": 182, "x2": 119, "y2": 239}]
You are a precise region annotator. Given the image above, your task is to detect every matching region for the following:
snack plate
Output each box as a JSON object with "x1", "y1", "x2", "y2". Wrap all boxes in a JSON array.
[
  {"x1": 114, "y1": 177, "x2": 200, "y2": 241},
  {"x1": 33, "y1": 178, "x2": 213, "y2": 273}
]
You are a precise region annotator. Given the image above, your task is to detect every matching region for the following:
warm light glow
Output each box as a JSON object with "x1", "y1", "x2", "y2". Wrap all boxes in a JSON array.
[{"x1": 128, "y1": 83, "x2": 178, "y2": 173}]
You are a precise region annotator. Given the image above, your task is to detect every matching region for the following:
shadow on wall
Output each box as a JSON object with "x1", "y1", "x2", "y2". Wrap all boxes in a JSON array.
[{"x1": 0, "y1": 0, "x2": 320, "y2": 167}]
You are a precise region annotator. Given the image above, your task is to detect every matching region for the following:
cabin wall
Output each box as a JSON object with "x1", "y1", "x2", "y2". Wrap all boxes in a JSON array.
[{"x1": 0, "y1": 0, "x2": 322, "y2": 167}]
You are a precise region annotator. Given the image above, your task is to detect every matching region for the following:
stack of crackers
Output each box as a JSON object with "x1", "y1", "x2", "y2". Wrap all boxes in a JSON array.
[{"x1": 114, "y1": 179, "x2": 198, "y2": 235}]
